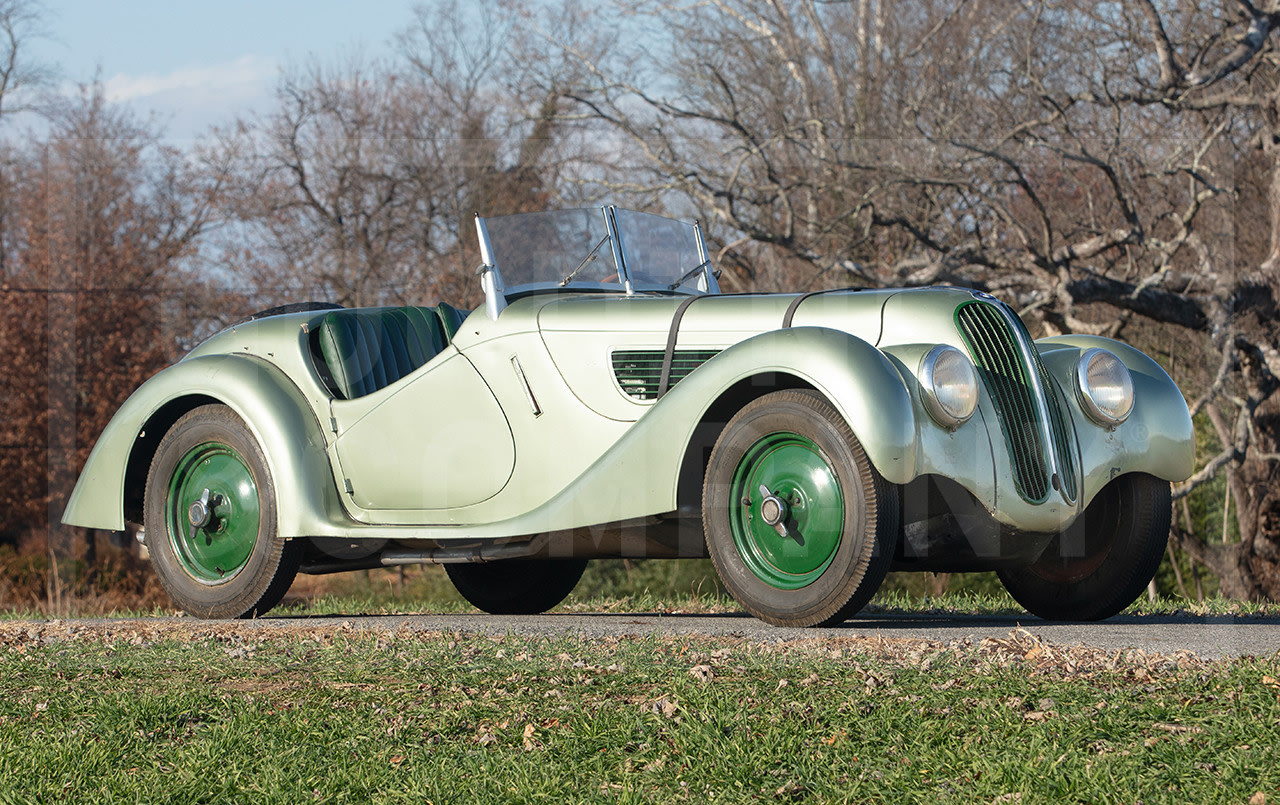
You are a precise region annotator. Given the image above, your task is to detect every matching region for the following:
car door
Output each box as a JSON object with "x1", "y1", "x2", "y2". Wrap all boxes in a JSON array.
[{"x1": 329, "y1": 350, "x2": 516, "y2": 517}]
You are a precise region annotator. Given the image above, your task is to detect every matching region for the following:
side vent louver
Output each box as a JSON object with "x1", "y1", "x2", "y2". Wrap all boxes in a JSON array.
[{"x1": 612, "y1": 349, "x2": 720, "y2": 401}]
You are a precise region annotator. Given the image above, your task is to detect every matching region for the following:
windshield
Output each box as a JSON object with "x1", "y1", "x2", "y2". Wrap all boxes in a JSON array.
[
  {"x1": 484, "y1": 208, "x2": 619, "y2": 287},
  {"x1": 481, "y1": 207, "x2": 710, "y2": 293}
]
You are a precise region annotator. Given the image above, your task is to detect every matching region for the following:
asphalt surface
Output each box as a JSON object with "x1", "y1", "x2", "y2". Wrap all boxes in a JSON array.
[{"x1": 186, "y1": 610, "x2": 1280, "y2": 660}]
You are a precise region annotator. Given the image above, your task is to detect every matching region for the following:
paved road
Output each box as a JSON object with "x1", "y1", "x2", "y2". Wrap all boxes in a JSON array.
[{"x1": 198, "y1": 610, "x2": 1280, "y2": 660}]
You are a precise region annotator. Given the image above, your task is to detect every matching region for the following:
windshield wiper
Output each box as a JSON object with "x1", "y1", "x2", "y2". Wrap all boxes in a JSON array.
[
  {"x1": 559, "y1": 236, "x2": 611, "y2": 286},
  {"x1": 667, "y1": 260, "x2": 712, "y2": 290}
]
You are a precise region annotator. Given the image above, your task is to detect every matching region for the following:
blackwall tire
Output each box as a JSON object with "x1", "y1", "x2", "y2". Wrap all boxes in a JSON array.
[
  {"x1": 998, "y1": 473, "x2": 1171, "y2": 621},
  {"x1": 702, "y1": 390, "x2": 898, "y2": 627},
  {"x1": 143, "y1": 404, "x2": 299, "y2": 619},
  {"x1": 445, "y1": 559, "x2": 588, "y2": 615}
]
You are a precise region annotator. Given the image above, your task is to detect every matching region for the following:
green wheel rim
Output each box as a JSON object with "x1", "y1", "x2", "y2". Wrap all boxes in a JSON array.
[
  {"x1": 728, "y1": 432, "x2": 845, "y2": 590},
  {"x1": 165, "y1": 442, "x2": 260, "y2": 585}
]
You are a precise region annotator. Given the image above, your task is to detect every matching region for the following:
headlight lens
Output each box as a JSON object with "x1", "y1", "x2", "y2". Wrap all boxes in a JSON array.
[
  {"x1": 919, "y1": 345, "x2": 979, "y2": 429},
  {"x1": 1076, "y1": 348, "x2": 1134, "y2": 427}
]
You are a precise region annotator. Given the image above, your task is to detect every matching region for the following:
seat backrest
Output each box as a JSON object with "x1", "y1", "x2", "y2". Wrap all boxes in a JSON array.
[
  {"x1": 435, "y1": 302, "x2": 469, "y2": 341},
  {"x1": 316, "y1": 306, "x2": 447, "y2": 399}
]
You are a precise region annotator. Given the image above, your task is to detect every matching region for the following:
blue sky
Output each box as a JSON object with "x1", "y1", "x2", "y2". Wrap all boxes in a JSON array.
[{"x1": 32, "y1": 0, "x2": 420, "y2": 140}]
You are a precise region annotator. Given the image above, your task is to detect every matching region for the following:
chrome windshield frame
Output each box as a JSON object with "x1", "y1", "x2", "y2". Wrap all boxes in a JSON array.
[
  {"x1": 692, "y1": 219, "x2": 719, "y2": 294},
  {"x1": 474, "y1": 213, "x2": 507, "y2": 320},
  {"x1": 602, "y1": 206, "x2": 634, "y2": 295}
]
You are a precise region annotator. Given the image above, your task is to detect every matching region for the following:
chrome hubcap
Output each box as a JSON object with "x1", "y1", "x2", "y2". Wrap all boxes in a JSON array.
[{"x1": 758, "y1": 484, "x2": 790, "y2": 537}]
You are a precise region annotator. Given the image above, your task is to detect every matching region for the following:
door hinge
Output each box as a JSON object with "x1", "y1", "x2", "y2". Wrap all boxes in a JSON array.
[
  {"x1": 330, "y1": 416, "x2": 339, "y2": 433},
  {"x1": 343, "y1": 478, "x2": 354, "y2": 495}
]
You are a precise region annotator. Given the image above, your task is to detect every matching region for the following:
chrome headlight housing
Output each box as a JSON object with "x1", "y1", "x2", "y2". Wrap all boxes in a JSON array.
[
  {"x1": 918, "y1": 345, "x2": 979, "y2": 430},
  {"x1": 1075, "y1": 348, "x2": 1134, "y2": 427}
]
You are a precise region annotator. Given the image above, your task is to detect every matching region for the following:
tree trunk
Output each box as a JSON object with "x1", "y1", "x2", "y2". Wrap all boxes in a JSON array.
[
  {"x1": 1175, "y1": 532, "x2": 1262, "y2": 600},
  {"x1": 1221, "y1": 126, "x2": 1280, "y2": 599}
]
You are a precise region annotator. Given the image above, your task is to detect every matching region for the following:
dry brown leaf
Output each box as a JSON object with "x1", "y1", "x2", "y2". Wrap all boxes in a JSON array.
[
  {"x1": 648, "y1": 697, "x2": 678, "y2": 718},
  {"x1": 522, "y1": 723, "x2": 537, "y2": 750},
  {"x1": 1153, "y1": 722, "x2": 1205, "y2": 735},
  {"x1": 821, "y1": 729, "x2": 847, "y2": 746},
  {"x1": 774, "y1": 780, "x2": 806, "y2": 799},
  {"x1": 689, "y1": 664, "x2": 714, "y2": 682},
  {"x1": 643, "y1": 756, "x2": 667, "y2": 772}
]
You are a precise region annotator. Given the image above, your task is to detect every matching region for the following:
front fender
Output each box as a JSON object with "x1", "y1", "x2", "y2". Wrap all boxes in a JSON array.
[
  {"x1": 677, "y1": 326, "x2": 918, "y2": 483},
  {"x1": 503, "y1": 327, "x2": 918, "y2": 533},
  {"x1": 62, "y1": 354, "x2": 343, "y2": 537},
  {"x1": 1037, "y1": 335, "x2": 1195, "y2": 507}
]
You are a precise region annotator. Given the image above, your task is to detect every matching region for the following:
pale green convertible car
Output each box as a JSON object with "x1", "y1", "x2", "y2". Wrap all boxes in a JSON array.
[{"x1": 64, "y1": 207, "x2": 1194, "y2": 626}]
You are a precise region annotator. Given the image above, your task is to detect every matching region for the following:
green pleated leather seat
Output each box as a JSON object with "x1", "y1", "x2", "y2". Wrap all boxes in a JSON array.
[
  {"x1": 317, "y1": 305, "x2": 465, "y2": 400},
  {"x1": 435, "y1": 302, "x2": 469, "y2": 341}
]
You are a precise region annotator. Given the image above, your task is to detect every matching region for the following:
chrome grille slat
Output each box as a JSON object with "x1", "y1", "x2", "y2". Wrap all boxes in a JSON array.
[
  {"x1": 968, "y1": 309, "x2": 1046, "y2": 480},
  {"x1": 966, "y1": 305, "x2": 1048, "y2": 498},
  {"x1": 1012, "y1": 316, "x2": 1079, "y2": 503},
  {"x1": 956, "y1": 301, "x2": 1077, "y2": 503}
]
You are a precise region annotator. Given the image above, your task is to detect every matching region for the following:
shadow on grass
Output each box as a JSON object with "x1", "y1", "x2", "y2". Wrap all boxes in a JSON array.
[{"x1": 257, "y1": 609, "x2": 1280, "y2": 628}]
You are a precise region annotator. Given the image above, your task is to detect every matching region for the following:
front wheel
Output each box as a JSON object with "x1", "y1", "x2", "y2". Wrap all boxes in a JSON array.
[
  {"x1": 445, "y1": 559, "x2": 588, "y2": 615},
  {"x1": 702, "y1": 390, "x2": 898, "y2": 627},
  {"x1": 998, "y1": 473, "x2": 1171, "y2": 621},
  {"x1": 144, "y1": 405, "x2": 299, "y2": 618}
]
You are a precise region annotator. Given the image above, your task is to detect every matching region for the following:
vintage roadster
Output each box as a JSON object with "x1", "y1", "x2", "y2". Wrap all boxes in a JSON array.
[{"x1": 63, "y1": 206, "x2": 1194, "y2": 626}]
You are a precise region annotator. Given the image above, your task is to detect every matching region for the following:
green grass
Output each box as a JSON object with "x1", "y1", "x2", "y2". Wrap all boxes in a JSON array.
[
  {"x1": 0, "y1": 624, "x2": 1277, "y2": 803},
  {"x1": 5, "y1": 582, "x2": 1280, "y2": 623},
  {"x1": 6, "y1": 551, "x2": 1274, "y2": 622},
  {"x1": 867, "y1": 589, "x2": 1280, "y2": 619}
]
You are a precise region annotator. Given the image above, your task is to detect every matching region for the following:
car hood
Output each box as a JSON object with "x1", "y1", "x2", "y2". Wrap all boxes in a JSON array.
[
  {"x1": 531, "y1": 287, "x2": 986, "y2": 422},
  {"x1": 534, "y1": 286, "x2": 988, "y2": 348}
]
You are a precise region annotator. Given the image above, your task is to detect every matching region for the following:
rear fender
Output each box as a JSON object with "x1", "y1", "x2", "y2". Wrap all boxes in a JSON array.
[{"x1": 62, "y1": 354, "x2": 341, "y2": 536}]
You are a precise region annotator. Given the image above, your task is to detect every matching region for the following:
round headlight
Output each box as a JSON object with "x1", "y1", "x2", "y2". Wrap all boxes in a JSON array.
[
  {"x1": 919, "y1": 345, "x2": 979, "y2": 429},
  {"x1": 1076, "y1": 348, "x2": 1134, "y2": 427}
]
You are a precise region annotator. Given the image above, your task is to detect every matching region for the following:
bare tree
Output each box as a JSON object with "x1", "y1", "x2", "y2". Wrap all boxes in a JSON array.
[
  {"x1": 554, "y1": 0, "x2": 997, "y2": 289},
  {"x1": 217, "y1": 1, "x2": 609, "y2": 311},
  {"x1": 1101, "y1": 0, "x2": 1280, "y2": 598},
  {"x1": 218, "y1": 54, "x2": 464, "y2": 308},
  {"x1": 0, "y1": 0, "x2": 51, "y2": 119}
]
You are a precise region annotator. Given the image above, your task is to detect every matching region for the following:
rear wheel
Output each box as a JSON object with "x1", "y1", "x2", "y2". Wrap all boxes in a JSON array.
[
  {"x1": 144, "y1": 405, "x2": 299, "y2": 618},
  {"x1": 445, "y1": 559, "x2": 588, "y2": 615},
  {"x1": 998, "y1": 473, "x2": 1171, "y2": 621},
  {"x1": 702, "y1": 390, "x2": 898, "y2": 627}
]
